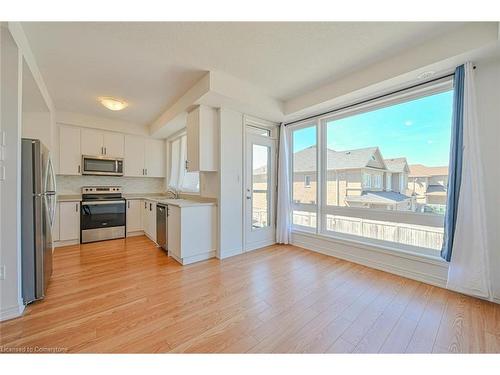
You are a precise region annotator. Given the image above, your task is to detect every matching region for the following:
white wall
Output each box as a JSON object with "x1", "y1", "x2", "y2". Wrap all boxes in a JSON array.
[
  {"x1": 22, "y1": 112, "x2": 52, "y2": 150},
  {"x1": 218, "y1": 108, "x2": 244, "y2": 259},
  {"x1": 475, "y1": 55, "x2": 500, "y2": 301},
  {"x1": 0, "y1": 26, "x2": 24, "y2": 320}
]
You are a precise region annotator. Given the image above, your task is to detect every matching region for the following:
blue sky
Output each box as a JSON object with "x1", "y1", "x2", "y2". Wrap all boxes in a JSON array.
[{"x1": 293, "y1": 90, "x2": 453, "y2": 167}]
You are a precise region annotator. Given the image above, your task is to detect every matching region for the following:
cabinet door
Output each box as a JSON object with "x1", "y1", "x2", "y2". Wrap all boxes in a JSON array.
[
  {"x1": 59, "y1": 126, "x2": 81, "y2": 175},
  {"x1": 103, "y1": 131, "x2": 124, "y2": 157},
  {"x1": 81, "y1": 128, "x2": 103, "y2": 156},
  {"x1": 124, "y1": 135, "x2": 145, "y2": 177},
  {"x1": 167, "y1": 205, "x2": 181, "y2": 258},
  {"x1": 186, "y1": 107, "x2": 199, "y2": 172},
  {"x1": 59, "y1": 201, "x2": 80, "y2": 241},
  {"x1": 142, "y1": 200, "x2": 150, "y2": 236},
  {"x1": 126, "y1": 199, "x2": 142, "y2": 233},
  {"x1": 148, "y1": 201, "x2": 157, "y2": 241},
  {"x1": 144, "y1": 139, "x2": 165, "y2": 177}
]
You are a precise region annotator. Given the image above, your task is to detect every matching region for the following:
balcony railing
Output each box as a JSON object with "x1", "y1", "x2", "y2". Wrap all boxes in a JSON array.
[{"x1": 292, "y1": 211, "x2": 444, "y2": 251}]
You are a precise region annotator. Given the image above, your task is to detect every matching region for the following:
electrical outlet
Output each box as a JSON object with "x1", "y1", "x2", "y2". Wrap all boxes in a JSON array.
[{"x1": 0, "y1": 265, "x2": 5, "y2": 280}]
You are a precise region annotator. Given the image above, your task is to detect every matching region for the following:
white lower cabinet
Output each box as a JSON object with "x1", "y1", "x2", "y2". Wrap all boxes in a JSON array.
[
  {"x1": 167, "y1": 204, "x2": 216, "y2": 265},
  {"x1": 126, "y1": 199, "x2": 143, "y2": 234},
  {"x1": 58, "y1": 201, "x2": 80, "y2": 242},
  {"x1": 143, "y1": 200, "x2": 157, "y2": 243}
]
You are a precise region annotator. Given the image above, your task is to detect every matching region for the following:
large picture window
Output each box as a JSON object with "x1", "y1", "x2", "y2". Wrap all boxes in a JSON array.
[{"x1": 290, "y1": 78, "x2": 454, "y2": 256}]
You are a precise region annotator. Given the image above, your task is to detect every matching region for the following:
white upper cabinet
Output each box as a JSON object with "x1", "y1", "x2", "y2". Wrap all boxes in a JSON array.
[
  {"x1": 186, "y1": 105, "x2": 218, "y2": 172},
  {"x1": 124, "y1": 135, "x2": 146, "y2": 177},
  {"x1": 145, "y1": 138, "x2": 165, "y2": 178},
  {"x1": 81, "y1": 128, "x2": 103, "y2": 156},
  {"x1": 59, "y1": 125, "x2": 81, "y2": 175},
  {"x1": 103, "y1": 132, "x2": 124, "y2": 157},
  {"x1": 81, "y1": 128, "x2": 124, "y2": 157},
  {"x1": 123, "y1": 136, "x2": 165, "y2": 178},
  {"x1": 57, "y1": 124, "x2": 162, "y2": 177}
]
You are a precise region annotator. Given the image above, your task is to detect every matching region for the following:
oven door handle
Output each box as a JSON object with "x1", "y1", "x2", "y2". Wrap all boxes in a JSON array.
[{"x1": 81, "y1": 200, "x2": 126, "y2": 205}]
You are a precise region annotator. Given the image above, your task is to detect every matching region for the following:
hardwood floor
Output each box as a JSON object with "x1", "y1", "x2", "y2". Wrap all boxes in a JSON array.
[{"x1": 1, "y1": 235, "x2": 499, "y2": 353}]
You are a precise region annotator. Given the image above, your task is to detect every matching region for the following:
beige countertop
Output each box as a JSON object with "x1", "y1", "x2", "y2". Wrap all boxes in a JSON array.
[
  {"x1": 57, "y1": 194, "x2": 82, "y2": 202},
  {"x1": 57, "y1": 193, "x2": 216, "y2": 207}
]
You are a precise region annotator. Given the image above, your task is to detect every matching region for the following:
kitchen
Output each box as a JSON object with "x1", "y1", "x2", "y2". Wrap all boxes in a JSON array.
[{"x1": 21, "y1": 86, "x2": 220, "y2": 303}]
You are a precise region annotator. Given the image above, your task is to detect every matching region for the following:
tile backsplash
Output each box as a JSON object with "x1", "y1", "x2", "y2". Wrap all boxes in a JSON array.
[{"x1": 56, "y1": 175, "x2": 166, "y2": 194}]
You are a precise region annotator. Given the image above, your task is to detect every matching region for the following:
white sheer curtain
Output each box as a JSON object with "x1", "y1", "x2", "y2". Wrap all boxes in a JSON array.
[
  {"x1": 276, "y1": 123, "x2": 292, "y2": 244},
  {"x1": 447, "y1": 62, "x2": 491, "y2": 299},
  {"x1": 168, "y1": 134, "x2": 199, "y2": 193}
]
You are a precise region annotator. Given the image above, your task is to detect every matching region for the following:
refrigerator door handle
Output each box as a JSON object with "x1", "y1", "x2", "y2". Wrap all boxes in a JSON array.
[{"x1": 45, "y1": 156, "x2": 57, "y2": 228}]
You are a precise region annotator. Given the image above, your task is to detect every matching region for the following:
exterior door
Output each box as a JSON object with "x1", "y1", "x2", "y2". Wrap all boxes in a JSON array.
[{"x1": 245, "y1": 133, "x2": 277, "y2": 251}]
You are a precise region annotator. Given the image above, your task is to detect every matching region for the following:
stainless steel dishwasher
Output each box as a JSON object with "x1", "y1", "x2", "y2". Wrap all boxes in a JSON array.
[{"x1": 156, "y1": 204, "x2": 167, "y2": 250}]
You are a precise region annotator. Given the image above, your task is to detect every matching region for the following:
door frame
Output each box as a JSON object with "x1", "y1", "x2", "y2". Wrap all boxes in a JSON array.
[{"x1": 242, "y1": 115, "x2": 279, "y2": 252}]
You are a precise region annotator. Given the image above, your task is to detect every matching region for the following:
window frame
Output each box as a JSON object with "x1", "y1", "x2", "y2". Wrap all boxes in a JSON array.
[
  {"x1": 290, "y1": 121, "x2": 319, "y2": 232},
  {"x1": 167, "y1": 132, "x2": 200, "y2": 194},
  {"x1": 289, "y1": 76, "x2": 453, "y2": 254}
]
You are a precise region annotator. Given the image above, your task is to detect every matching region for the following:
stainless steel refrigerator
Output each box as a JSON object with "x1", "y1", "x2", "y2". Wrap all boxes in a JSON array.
[{"x1": 21, "y1": 138, "x2": 57, "y2": 304}]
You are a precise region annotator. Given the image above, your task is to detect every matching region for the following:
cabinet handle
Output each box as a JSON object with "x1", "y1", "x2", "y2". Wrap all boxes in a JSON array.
[
  {"x1": 127, "y1": 201, "x2": 130, "y2": 209},
  {"x1": 76, "y1": 203, "x2": 78, "y2": 212},
  {"x1": 78, "y1": 165, "x2": 81, "y2": 174},
  {"x1": 145, "y1": 168, "x2": 148, "y2": 176},
  {"x1": 144, "y1": 202, "x2": 146, "y2": 209},
  {"x1": 104, "y1": 147, "x2": 107, "y2": 155},
  {"x1": 185, "y1": 160, "x2": 189, "y2": 170}
]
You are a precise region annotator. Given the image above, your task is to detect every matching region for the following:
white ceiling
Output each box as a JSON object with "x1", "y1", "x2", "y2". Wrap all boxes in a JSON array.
[{"x1": 22, "y1": 22, "x2": 466, "y2": 126}]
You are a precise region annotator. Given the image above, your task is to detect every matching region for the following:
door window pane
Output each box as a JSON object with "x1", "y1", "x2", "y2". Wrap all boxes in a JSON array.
[{"x1": 252, "y1": 144, "x2": 270, "y2": 229}]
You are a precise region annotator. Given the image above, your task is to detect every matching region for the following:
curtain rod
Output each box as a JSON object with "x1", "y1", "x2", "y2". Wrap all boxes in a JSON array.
[{"x1": 284, "y1": 72, "x2": 456, "y2": 127}]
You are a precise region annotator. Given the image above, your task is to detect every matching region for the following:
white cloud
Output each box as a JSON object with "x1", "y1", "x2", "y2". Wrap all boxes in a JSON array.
[{"x1": 405, "y1": 120, "x2": 413, "y2": 127}]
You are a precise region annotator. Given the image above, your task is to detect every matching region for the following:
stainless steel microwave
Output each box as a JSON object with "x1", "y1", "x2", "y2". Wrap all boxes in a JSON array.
[{"x1": 82, "y1": 155, "x2": 123, "y2": 176}]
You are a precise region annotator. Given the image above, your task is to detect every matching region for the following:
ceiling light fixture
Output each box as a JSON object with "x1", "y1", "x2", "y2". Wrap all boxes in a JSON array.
[{"x1": 98, "y1": 97, "x2": 129, "y2": 111}]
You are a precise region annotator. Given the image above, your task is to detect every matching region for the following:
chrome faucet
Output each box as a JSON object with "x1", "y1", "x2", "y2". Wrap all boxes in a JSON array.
[{"x1": 166, "y1": 188, "x2": 180, "y2": 199}]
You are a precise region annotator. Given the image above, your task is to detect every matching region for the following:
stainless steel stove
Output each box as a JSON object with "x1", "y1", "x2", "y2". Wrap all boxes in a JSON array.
[{"x1": 80, "y1": 186, "x2": 126, "y2": 243}]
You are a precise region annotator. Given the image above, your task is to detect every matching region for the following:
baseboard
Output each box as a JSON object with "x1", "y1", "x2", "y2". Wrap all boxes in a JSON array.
[
  {"x1": 0, "y1": 303, "x2": 25, "y2": 322},
  {"x1": 127, "y1": 230, "x2": 145, "y2": 237},
  {"x1": 291, "y1": 231, "x2": 448, "y2": 289},
  {"x1": 54, "y1": 239, "x2": 79, "y2": 248},
  {"x1": 218, "y1": 247, "x2": 243, "y2": 259},
  {"x1": 245, "y1": 239, "x2": 276, "y2": 252},
  {"x1": 170, "y1": 251, "x2": 216, "y2": 265}
]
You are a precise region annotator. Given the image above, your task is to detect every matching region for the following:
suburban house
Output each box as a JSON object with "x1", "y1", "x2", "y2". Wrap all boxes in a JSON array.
[
  {"x1": 292, "y1": 146, "x2": 415, "y2": 211},
  {"x1": 408, "y1": 164, "x2": 449, "y2": 212}
]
